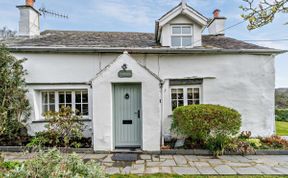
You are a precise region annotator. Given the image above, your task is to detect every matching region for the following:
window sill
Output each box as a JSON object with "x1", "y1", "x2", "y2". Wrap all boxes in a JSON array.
[{"x1": 32, "y1": 118, "x2": 92, "y2": 123}]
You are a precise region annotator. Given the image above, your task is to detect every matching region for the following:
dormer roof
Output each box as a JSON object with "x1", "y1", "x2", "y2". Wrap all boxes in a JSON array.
[{"x1": 155, "y1": 2, "x2": 208, "y2": 42}]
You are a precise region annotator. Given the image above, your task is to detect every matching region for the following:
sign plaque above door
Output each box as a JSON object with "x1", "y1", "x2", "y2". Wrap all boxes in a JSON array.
[{"x1": 118, "y1": 70, "x2": 132, "y2": 78}]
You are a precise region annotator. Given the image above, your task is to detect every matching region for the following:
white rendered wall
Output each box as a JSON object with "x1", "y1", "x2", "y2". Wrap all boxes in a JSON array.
[
  {"x1": 14, "y1": 52, "x2": 275, "y2": 149},
  {"x1": 151, "y1": 54, "x2": 275, "y2": 137}
]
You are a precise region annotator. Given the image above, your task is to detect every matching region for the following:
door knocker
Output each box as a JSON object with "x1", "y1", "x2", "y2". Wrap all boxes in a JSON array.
[{"x1": 125, "y1": 93, "x2": 130, "y2": 99}]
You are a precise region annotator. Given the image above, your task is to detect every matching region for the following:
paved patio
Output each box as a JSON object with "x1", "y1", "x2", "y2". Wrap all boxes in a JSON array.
[{"x1": 2, "y1": 152, "x2": 288, "y2": 175}]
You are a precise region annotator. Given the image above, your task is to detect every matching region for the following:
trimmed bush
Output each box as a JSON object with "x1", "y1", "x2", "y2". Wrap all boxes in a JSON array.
[
  {"x1": 275, "y1": 109, "x2": 288, "y2": 122},
  {"x1": 171, "y1": 104, "x2": 241, "y2": 142}
]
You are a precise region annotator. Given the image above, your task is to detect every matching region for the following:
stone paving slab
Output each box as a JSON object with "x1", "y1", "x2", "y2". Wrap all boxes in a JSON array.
[
  {"x1": 2, "y1": 152, "x2": 288, "y2": 175},
  {"x1": 214, "y1": 165, "x2": 237, "y2": 175}
]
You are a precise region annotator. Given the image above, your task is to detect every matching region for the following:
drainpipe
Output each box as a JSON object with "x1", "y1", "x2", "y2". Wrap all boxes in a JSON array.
[{"x1": 160, "y1": 80, "x2": 165, "y2": 147}]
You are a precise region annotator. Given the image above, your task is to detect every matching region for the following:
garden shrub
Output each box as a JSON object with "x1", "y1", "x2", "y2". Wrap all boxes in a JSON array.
[
  {"x1": 171, "y1": 104, "x2": 241, "y2": 142},
  {"x1": 171, "y1": 104, "x2": 241, "y2": 156},
  {"x1": 238, "y1": 131, "x2": 252, "y2": 139},
  {"x1": 246, "y1": 138, "x2": 262, "y2": 148},
  {"x1": 275, "y1": 109, "x2": 288, "y2": 122},
  {"x1": 260, "y1": 136, "x2": 288, "y2": 149},
  {"x1": 226, "y1": 139, "x2": 255, "y2": 155},
  {"x1": 5, "y1": 149, "x2": 105, "y2": 178},
  {"x1": 206, "y1": 134, "x2": 231, "y2": 157},
  {"x1": 27, "y1": 107, "x2": 85, "y2": 148},
  {"x1": 0, "y1": 45, "x2": 30, "y2": 144},
  {"x1": 0, "y1": 161, "x2": 21, "y2": 170}
]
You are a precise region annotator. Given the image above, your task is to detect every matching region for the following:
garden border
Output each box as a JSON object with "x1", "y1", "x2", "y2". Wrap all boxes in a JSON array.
[
  {"x1": 161, "y1": 149, "x2": 288, "y2": 155},
  {"x1": 1, "y1": 146, "x2": 288, "y2": 155}
]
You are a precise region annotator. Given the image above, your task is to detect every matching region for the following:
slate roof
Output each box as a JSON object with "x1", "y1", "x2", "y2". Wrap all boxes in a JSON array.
[{"x1": 1, "y1": 30, "x2": 272, "y2": 51}]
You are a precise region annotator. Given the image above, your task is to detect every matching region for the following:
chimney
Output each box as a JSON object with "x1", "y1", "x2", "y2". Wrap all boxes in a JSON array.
[
  {"x1": 17, "y1": 0, "x2": 40, "y2": 37},
  {"x1": 26, "y1": 0, "x2": 35, "y2": 7},
  {"x1": 207, "y1": 9, "x2": 226, "y2": 35},
  {"x1": 213, "y1": 9, "x2": 220, "y2": 18}
]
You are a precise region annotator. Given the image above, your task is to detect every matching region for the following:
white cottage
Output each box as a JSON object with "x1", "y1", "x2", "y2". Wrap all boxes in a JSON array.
[{"x1": 2, "y1": 0, "x2": 285, "y2": 152}]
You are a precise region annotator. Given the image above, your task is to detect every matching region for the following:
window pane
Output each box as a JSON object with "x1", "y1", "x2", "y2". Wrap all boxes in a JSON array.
[
  {"x1": 182, "y1": 27, "x2": 192, "y2": 34},
  {"x1": 188, "y1": 100, "x2": 193, "y2": 105},
  {"x1": 42, "y1": 92, "x2": 48, "y2": 103},
  {"x1": 171, "y1": 89, "x2": 177, "y2": 99},
  {"x1": 194, "y1": 88, "x2": 200, "y2": 99},
  {"x1": 83, "y1": 104, "x2": 89, "y2": 115},
  {"x1": 195, "y1": 100, "x2": 200, "y2": 104},
  {"x1": 49, "y1": 92, "x2": 55, "y2": 103},
  {"x1": 82, "y1": 92, "x2": 88, "y2": 103},
  {"x1": 66, "y1": 92, "x2": 72, "y2": 103},
  {"x1": 182, "y1": 36, "x2": 192, "y2": 46},
  {"x1": 76, "y1": 104, "x2": 82, "y2": 115},
  {"x1": 194, "y1": 93, "x2": 200, "y2": 100},
  {"x1": 177, "y1": 89, "x2": 183, "y2": 99},
  {"x1": 172, "y1": 100, "x2": 177, "y2": 110},
  {"x1": 59, "y1": 92, "x2": 65, "y2": 103},
  {"x1": 187, "y1": 88, "x2": 193, "y2": 99},
  {"x1": 49, "y1": 104, "x2": 55, "y2": 112},
  {"x1": 66, "y1": 104, "x2": 72, "y2": 109},
  {"x1": 75, "y1": 91, "x2": 82, "y2": 103},
  {"x1": 171, "y1": 36, "x2": 181, "y2": 47},
  {"x1": 178, "y1": 100, "x2": 184, "y2": 106},
  {"x1": 42, "y1": 105, "x2": 48, "y2": 113},
  {"x1": 59, "y1": 104, "x2": 66, "y2": 109},
  {"x1": 172, "y1": 27, "x2": 181, "y2": 34}
]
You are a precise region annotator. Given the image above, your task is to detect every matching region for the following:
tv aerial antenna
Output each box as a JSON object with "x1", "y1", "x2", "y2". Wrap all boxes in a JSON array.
[{"x1": 39, "y1": 4, "x2": 69, "y2": 19}]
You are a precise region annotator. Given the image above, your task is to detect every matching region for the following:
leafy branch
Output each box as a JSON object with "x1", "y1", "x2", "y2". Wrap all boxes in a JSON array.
[
  {"x1": 0, "y1": 27, "x2": 16, "y2": 39},
  {"x1": 240, "y1": 0, "x2": 288, "y2": 30}
]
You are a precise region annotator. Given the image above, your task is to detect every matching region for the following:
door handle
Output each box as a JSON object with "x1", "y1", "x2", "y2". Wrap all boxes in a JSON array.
[{"x1": 137, "y1": 110, "x2": 141, "y2": 119}]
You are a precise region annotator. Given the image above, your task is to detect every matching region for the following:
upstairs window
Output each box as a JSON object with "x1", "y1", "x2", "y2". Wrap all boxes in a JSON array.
[{"x1": 171, "y1": 25, "x2": 193, "y2": 47}]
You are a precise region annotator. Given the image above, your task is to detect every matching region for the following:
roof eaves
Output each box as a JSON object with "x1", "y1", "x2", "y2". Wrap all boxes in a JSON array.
[{"x1": 7, "y1": 47, "x2": 287, "y2": 55}]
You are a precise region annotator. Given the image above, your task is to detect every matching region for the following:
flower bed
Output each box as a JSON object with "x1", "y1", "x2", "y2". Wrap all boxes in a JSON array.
[{"x1": 162, "y1": 133, "x2": 288, "y2": 155}]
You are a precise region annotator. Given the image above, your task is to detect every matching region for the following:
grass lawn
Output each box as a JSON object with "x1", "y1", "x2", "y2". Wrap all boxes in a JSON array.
[
  {"x1": 110, "y1": 175, "x2": 287, "y2": 178},
  {"x1": 276, "y1": 121, "x2": 288, "y2": 136}
]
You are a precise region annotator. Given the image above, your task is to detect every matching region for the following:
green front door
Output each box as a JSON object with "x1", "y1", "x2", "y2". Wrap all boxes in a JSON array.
[{"x1": 113, "y1": 83, "x2": 142, "y2": 148}]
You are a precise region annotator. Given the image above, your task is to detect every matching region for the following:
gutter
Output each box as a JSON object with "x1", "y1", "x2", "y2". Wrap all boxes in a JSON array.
[{"x1": 8, "y1": 47, "x2": 287, "y2": 55}]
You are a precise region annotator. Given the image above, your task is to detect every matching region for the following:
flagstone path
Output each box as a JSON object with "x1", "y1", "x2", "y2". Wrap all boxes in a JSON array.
[{"x1": 2, "y1": 152, "x2": 288, "y2": 175}]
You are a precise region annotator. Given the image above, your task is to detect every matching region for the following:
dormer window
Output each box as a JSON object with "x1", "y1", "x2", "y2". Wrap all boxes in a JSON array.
[{"x1": 171, "y1": 25, "x2": 193, "y2": 47}]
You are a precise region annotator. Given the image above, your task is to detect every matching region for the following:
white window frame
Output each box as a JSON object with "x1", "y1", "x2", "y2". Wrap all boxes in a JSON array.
[
  {"x1": 170, "y1": 85, "x2": 202, "y2": 111},
  {"x1": 171, "y1": 25, "x2": 193, "y2": 48},
  {"x1": 40, "y1": 90, "x2": 89, "y2": 118}
]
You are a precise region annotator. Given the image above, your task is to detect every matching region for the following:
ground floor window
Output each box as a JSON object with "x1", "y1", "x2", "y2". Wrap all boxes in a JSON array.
[
  {"x1": 171, "y1": 86, "x2": 201, "y2": 110},
  {"x1": 41, "y1": 90, "x2": 89, "y2": 116}
]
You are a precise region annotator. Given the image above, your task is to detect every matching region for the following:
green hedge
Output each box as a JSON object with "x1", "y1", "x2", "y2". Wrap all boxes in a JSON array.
[
  {"x1": 171, "y1": 104, "x2": 241, "y2": 142},
  {"x1": 275, "y1": 109, "x2": 288, "y2": 122}
]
